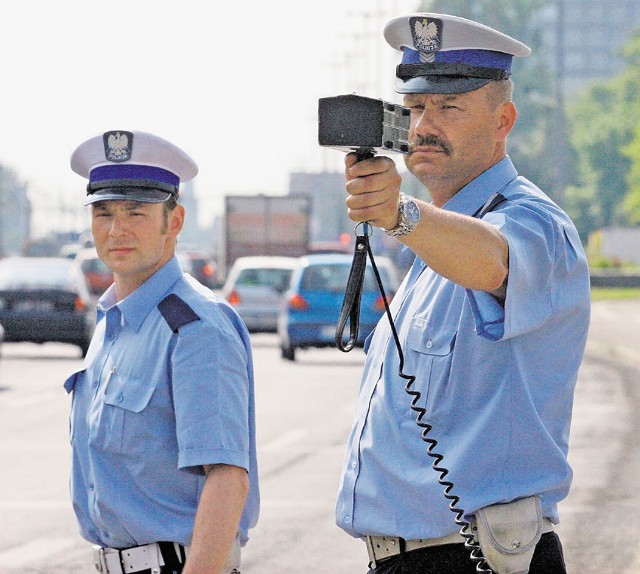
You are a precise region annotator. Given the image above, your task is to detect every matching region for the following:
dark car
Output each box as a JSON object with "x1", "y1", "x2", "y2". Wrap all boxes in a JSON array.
[
  {"x1": 74, "y1": 248, "x2": 114, "y2": 297},
  {"x1": 0, "y1": 257, "x2": 95, "y2": 356},
  {"x1": 177, "y1": 250, "x2": 220, "y2": 289},
  {"x1": 278, "y1": 253, "x2": 400, "y2": 360}
]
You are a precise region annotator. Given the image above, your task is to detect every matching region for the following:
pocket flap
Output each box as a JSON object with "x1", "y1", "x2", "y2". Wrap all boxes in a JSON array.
[
  {"x1": 406, "y1": 318, "x2": 455, "y2": 356},
  {"x1": 63, "y1": 369, "x2": 85, "y2": 394},
  {"x1": 476, "y1": 496, "x2": 542, "y2": 555},
  {"x1": 104, "y1": 374, "x2": 155, "y2": 413}
]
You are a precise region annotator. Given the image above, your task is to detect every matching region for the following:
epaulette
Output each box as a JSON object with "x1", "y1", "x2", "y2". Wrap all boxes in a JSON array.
[{"x1": 158, "y1": 294, "x2": 200, "y2": 333}]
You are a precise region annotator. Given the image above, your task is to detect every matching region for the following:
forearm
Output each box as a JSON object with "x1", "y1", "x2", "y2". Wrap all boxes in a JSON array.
[
  {"x1": 400, "y1": 201, "x2": 509, "y2": 292},
  {"x1": 183, "y1": 464, "x2": 249, "y2": 574}
]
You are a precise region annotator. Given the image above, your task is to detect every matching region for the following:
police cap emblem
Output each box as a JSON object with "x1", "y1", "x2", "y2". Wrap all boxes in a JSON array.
[
  {"x1": 410, "y1": 17, "x2": 442, "y2": 53},
  {"x1": 103, "y1": 130, "x2": 133, "y2": 162}
]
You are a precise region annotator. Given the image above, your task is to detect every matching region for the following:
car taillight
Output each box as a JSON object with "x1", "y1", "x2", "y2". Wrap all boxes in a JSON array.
[
  {"x1": 227, "y1": 290, "x2": 241, "y2": 306},
  {"x1": 288, "y1": 293, "x2": 309, "y2": 311},
  {"x1": 75, "y1": 297, "x2": 87, "y2": 312},
  {"x1": 202, "y1": 263, "x2": 215, "y2": 277},
  {"x1": 374, "y1": 295, "x2": 391, "y2": 312}
]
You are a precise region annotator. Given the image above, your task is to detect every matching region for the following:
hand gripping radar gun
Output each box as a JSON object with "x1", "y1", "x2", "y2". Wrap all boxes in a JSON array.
[{"x1": 317, "y1": 94, "x2": 410, "y2": 352}]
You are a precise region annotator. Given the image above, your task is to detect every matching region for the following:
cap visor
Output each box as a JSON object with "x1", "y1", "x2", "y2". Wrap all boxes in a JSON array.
[
  {"x1": 395, "y1": 75, "x2": 491, "y2": 94},
  {"x1": 85, "y1": 187, "x2": 173, "y2": 206}
]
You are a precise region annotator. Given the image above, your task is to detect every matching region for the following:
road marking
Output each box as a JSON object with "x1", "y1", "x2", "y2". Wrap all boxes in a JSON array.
[
  {"x1": 0, "y1": 537, "x2": 78, "y2": 567},
  {"x1": 261, "y1": 429, "x2": 309, "y2": 451}
]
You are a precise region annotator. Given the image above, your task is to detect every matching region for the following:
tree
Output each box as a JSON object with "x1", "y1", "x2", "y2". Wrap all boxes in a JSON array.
[
  {"x1": 620, "y1": 34, "x2": 640, "y2": 224},
  {"x1": 568, "y1": 31, "x2": 640, "y2": 230}
]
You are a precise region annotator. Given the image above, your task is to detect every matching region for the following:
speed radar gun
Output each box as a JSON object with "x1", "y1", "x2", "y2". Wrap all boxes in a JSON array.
[
  {"x1": 317, "y1": 94, "x2": 411, "y2": 353},
  {"x1": 318, "y1": 94, "x2": 411, "y2": 161}
]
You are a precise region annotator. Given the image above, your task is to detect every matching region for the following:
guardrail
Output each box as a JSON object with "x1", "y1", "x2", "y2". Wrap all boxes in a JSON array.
[{"x1": 590, "y1": 272, "x2": 640, "y2": 288}]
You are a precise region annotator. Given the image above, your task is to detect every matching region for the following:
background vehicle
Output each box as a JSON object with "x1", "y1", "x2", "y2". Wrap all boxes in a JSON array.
[
  {"x1": 177, "y1": 249, "x2": 220, "y2": 289},
  {"x1": 278, "y1": 253, "x2": 400, "y2": 361},
  {"x1": 222, "y1": 256, "x2": 298, "y2": 333},
  {"x1": 0, "y1": 257, "x2": 95, "y2": 357},
  {"x1": 74, "y1": 247, "x2": 114, "y2": 297}
]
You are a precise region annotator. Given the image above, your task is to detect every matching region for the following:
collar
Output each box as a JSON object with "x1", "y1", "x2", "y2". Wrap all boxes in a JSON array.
[
  {"x1": 441, "y1": 156, "x2": 517, "y2": 216},
  {"x1": 96, "y1": 256, "x2": 183, "y2": 332}
]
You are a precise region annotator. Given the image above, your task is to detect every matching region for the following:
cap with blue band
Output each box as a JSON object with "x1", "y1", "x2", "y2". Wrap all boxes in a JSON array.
[
  {"x1": 384, "y1": 13, "x2": 531, "y2": 94},
  {"x1": 70, "y1": 130, "x2": 198, "y2": 206}
]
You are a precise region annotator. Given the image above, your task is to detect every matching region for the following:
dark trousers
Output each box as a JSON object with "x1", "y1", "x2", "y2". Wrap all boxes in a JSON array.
[{"x1": 368, "y1": 532, "x2": 566, "y2": 574}]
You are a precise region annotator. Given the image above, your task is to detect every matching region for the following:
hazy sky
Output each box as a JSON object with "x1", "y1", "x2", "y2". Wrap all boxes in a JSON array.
[{"x1": 0, "y1": 0, "x2": 417, "y2": 235}]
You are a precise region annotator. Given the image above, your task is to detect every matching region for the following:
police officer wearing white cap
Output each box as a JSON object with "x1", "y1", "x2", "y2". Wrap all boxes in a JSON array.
[
  {"x1": 65, "y1": 131, "x2": 259, "y2": 574},
  {"x1": 335, "y1": 14, "x2": 589, "y2": 574}
]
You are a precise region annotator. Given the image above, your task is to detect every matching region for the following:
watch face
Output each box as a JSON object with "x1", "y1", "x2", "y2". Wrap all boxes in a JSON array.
[{"x1": 404, "y1": 200, "x2": 420, "y2": 224}]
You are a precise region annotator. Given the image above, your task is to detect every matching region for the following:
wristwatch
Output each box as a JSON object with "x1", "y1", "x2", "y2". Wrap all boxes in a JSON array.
[{"x1": 384, "y1": 193, "x2": 421, "y2": 237}]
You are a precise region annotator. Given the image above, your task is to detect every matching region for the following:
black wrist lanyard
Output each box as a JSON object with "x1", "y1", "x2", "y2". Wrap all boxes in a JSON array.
[{"x1": 335, "y1": 223, "x2": 374, "y2": 352}]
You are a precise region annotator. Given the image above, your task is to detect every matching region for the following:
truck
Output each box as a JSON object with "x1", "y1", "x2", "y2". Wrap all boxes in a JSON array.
[{"x1": 222, "y1": 194, "x2": 311, "y2": 281}]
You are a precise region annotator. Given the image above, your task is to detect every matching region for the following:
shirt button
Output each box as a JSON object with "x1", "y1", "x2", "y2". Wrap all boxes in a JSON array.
[
  {"x1": 426, "y1": 339, "x2": 433, "y2": 349},
  {"x1": 117, "y1": 394, "x2": 124, "y2": 402},
  {"x1": 351, "y1": 460, "x2": 357, "y2": 469},
  {"x1": 344, "y1": 515, "x2": 351, "y2": 524},
  {"x1": 92, "y1": 380, "x2": 99, "y2": 388}
]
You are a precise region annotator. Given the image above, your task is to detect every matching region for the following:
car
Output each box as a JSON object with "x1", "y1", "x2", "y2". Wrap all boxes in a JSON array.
[
  {"x1": 177, "y1": 250, "x2": 220, "y2": 289},
  {"x1": 0, "y1": 257, "x2": 95, "y2": 357},
  {"x1": 222, "y1": 256, "x2": 298, "y2": 333},
  {"x1": 278, "y1": 253, "x2": 400, "y2": 361},
  {"x1": 74, "y1": 247, "x2": 114, "y2": 297}
]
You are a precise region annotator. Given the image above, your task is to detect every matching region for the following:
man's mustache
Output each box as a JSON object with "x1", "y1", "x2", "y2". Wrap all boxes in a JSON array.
[{"x1": 409, "y1": 135, "x2": 452, "y2": 156}]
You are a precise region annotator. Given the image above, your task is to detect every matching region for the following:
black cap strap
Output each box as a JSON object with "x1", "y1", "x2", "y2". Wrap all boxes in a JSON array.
[
  {"x1": 86, "y1": 178, "x2": 178, "y2": 195},
  {"x1": 397, "y1": 62, "x2": 510, "y2": 81}
]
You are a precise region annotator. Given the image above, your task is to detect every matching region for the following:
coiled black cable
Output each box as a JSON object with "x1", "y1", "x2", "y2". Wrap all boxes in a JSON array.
[{"x1": 361, "y1": 232, "x2": 494, "y2": 574}]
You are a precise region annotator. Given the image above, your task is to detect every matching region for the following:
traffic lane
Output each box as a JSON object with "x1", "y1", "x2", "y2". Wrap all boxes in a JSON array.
[
  {"x1": 0, "y1": 343, "x2": 90, "y2": 573},
  {"x1": 587, "y1": 298, "x2": 640, "y2": 368},
  {"x1": 243, "y1": 338, "x2": 366, "y2": 572},
  {"x1": 1, "y1": 297, "x2": 638, "y2": 573},
  {"x1": 557, "y1": 355, "x2": 640, "y2": 573}
]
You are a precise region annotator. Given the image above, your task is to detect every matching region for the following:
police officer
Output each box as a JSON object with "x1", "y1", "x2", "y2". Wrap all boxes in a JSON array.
[
  {"x1": 65, "y1": 130, "x2": 259, "y2": 574},
  {"x1": 334, "y1": 13, "x2": 590, "y2": 574}
]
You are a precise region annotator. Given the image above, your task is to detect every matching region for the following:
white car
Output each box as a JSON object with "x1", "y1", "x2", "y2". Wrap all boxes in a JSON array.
[{"x1": 222, "y1": 256, "x2": 299, "y2": 333}]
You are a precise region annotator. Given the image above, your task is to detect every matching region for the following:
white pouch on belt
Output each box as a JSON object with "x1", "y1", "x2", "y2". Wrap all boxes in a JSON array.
[{"x1": 475, "y1": 496, "x2": 543, "y2": 574}]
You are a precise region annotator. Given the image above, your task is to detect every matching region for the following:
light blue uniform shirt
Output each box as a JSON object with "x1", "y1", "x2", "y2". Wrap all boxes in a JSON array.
[
  {"x1": 65, "y1": 256, "x2": 259, "y2": 549},
  {"x1": 336, "y1": 157, "x2": 590, "y2": 540}
]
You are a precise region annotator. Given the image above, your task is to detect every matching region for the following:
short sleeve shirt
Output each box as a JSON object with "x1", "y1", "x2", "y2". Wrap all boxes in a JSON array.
[
  {"x1": 335, "y1": 157, "x2": 591, "y2": 540},
  {"x1": 65, "y1": 256, "x2": 259, "y2": 548}
]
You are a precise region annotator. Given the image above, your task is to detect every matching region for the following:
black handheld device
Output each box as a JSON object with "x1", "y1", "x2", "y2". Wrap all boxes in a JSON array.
[
  {"x1": 318, "y1": 94, "x2": 411, "y2": 352},
  {"x1": 318, "y1": 94, "x2": 411, "y2": 161},
  {"x1": 318, "y1": 93, "x2": 495, "y2": 573}
]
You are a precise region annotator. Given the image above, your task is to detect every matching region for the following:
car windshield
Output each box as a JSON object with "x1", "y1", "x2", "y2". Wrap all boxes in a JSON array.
[
  {"x1": 236, "y1": 268, "x2": 292, "y2": 293},
  {"x1": 0, "y1": 260, "x2": 75, "y2": 290},
  {"x1": 301, "y1": 264, "x2": 385, "y2": 293}
]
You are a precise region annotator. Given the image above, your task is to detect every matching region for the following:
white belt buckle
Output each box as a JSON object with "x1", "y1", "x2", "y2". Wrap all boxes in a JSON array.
[
  {"x1": 365, "y1": 536, "x2": 378, "y2": 569},
  {"x1": 93, "y1": 545, "x2": 106, "y2": 573}
]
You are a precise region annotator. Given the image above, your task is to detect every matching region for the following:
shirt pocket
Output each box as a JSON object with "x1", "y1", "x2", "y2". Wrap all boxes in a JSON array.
[
  {"x1": 402, "y1": 318, "x2": 456, "y2": 419},
  {"x1": 97, "y1": 373, "x2": 156, "y2": 454}
]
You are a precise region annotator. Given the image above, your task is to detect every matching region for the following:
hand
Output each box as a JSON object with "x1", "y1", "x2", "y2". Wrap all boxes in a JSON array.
[{"x1": 344, "y1": 152, "x2": 403, "y2": 230}]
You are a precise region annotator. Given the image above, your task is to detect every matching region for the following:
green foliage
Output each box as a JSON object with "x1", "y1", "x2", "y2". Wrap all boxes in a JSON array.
[
  {"x1": 568, "y1": 31, "x2": 640, "y2": 231},
  {"x1": 591, "y1": 287, "x2": 640, "y2": 301},
  {"x1": 622, "y1": 106, "x2": 640, "y2": 224}
]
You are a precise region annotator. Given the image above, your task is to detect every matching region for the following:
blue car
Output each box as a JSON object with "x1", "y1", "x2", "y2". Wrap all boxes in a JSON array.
[{"x1": 278, "y1": 253, "x2": 400, "y2": 361}]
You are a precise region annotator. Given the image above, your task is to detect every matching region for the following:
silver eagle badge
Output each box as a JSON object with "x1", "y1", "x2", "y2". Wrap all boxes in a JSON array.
[
  {"x1": 410, "y1": 17, "x2": 442, "y2": 54},
  {"x1": 103, "y1": 130, "x2": 133, "y2": 162}
]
